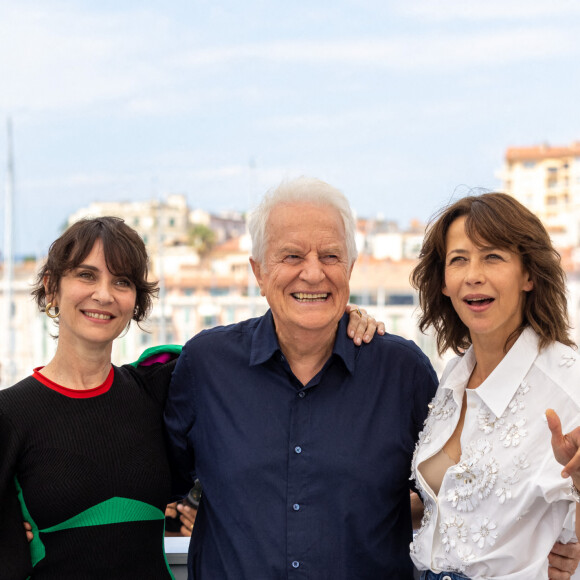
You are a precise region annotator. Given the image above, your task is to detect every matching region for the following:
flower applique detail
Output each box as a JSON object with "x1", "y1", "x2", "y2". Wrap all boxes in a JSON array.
[
  {"x1": 470, "y1": 517, "x2": 498, "y2": 549},
  {"x1": 409, "y1": 503, "x2": 433, "y2": 554},
  {"x1": 440, "y1": 515, "x2": 468, "y2": 553},
  {"x1": 455, "y1": 545, "x2": 476, "y2": 565},
  {"x1": 477, "y1": 458, "x2": 499, "y2": 500},
  {"x1": 446, "y1": 439, "x2": 494, "y2": 512},
  {"x1": 507, "y1": 381, "x2": 530, "y2": 415},
  {"x1": 499, "y1": 418, "x2": 527, "y2": 448},
  {"x1": 478, "y1": 408, "x2": 506, "y2": 434},
  {"x1": 560, "y1": 354, "x2": 577, "y2": 368},
  {"x1": 429, "y1": 390, "x2": 456, "y2": 422},
  {"x1": 411, "y1": 425, "x2": 432, "y2": 478},
  {"x1": 494, "y1": 454, "x2": 529, "y2": 504}
]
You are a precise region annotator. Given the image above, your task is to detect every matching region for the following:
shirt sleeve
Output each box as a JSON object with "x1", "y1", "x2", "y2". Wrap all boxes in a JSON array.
[
  {"x1": 163, "y1": 347, "x2": 198, "y2": 499},
  {"x1": 129, "y1": 357, "x2": 179, "y2": 408},
  {"x1": 0, "y1": 409, "x2": 33, "y2": 579},
  {"x1": 556, "y1": 501, "x2": 578, "y2": 544}
]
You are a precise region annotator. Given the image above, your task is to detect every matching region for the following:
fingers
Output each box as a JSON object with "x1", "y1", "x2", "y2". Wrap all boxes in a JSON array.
[
  {"x1": 164, "y1": 501, "x2": 178, "y2": 519},
  {"x1": 547, "y1": 409, "x2": 563, "y2": 439},
  {"x1": 551, "y1": 542, "x2": 580, "y2": 560},
  {"x1": 548, "y1": 568, "x2": 571, "y2": 580},
  {"x1": 177, "y1": 502, "x2": 197, "y2": 535},
  {"x1": 549, "y1": 546, "x2": 580, "y2": 577},
  {"x1": 546, "y1": 410, "x2": 580, "y2": 479},
  {"x1": 23, "y1": 522, "x2": 33, "y2": 543},
  {"x1": 546, "y1": 409, "x2": 569, "y2": 474},
  {"x1": 563, "y1": 427, "x2": 580, "y2": 479},
  {"x1": 346, "y1": 305, "x2": 385, "y2": 345}
]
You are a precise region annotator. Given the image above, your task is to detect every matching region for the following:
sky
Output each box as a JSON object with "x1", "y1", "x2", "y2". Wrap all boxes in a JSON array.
[{"x1": 1, "y1": 0, "x2": 580, "y2": 256}]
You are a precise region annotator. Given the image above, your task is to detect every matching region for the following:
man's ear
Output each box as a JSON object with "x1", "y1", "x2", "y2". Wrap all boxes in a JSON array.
[
  {"x1": 249, "y1": 258, "x2": 265, "y2": 297},
  {"x1": 348, "y1": 261, "x2": 355, "y2": 278}
]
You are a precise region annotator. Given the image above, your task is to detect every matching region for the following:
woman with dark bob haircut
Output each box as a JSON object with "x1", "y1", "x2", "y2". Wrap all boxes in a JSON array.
[
  {"x1": 32, "y1": 216, "x2": 158, "y2": 323},
  {"x1": 409, "y1": 193, "x2": 580, "y2": 579},
  {"x1": 0, "y1": 217, "x2": 187, "y2": 579},
  {"x1": 0, "y1": 216, "x2": 378, "y2": 579}
]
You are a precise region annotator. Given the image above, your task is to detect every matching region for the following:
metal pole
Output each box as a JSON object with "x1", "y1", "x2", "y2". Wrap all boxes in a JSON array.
[
  {"x1": 2, "y1": 117, "x2": 16, "y2": 388},
  {"x1": 157, "y1": 196, "x2": 167, "y2": 344}
]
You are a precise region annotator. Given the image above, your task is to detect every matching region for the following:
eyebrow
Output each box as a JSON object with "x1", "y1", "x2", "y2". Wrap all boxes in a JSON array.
[
  {"x1": 74, "y1": 264, "x2": 100, "y2": 271},
  {"x1": 446, "y1": 245, "x2": 502, "y2": 256},
  {"x1": 446, "y1": 248, "x2": 468, "y2": 256}
]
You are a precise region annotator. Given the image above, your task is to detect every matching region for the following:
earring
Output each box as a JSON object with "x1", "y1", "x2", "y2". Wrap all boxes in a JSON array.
[{"x1": 45, "y1": 302, "x2": 60, "y2": 319}]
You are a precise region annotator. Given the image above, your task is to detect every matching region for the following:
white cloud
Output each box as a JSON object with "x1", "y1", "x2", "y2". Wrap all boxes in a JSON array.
[
  {"x1": 2, "y1": 0, "x2": 578, "y2": 116},
  {"x1": 399, "y1": 0, "x2": 580, "y2": 21}
]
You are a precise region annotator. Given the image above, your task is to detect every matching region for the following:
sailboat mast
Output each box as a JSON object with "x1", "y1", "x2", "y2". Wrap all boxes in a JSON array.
[{"x1": 2, "y1": 117, "x2": 15, "y2": 389}]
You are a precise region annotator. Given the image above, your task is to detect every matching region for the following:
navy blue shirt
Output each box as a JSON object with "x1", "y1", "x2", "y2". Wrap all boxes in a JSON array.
[{"x1": 164, "y1": 311, "x2": 437, "y2": 580}]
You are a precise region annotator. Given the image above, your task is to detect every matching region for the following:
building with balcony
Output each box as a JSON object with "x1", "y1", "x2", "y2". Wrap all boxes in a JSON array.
[{"x1": 498, "y1": 142, "x2": 580, "y2": 248}]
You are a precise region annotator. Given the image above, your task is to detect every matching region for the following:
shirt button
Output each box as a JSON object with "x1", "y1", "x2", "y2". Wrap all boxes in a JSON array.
[
  {"x1": 295, "y1": 446, "x2": 302, "y2": 454},
  {"x1": 292, "y1": 561, "x2": 300, "y2": 568},
  {"x1": 442, "y1": 576, "x2": 452, "y2": 580},
  {"x1": 293, "y1": 503, "x2": 300, "y2": 511},
  {"x1": 298, "y1": 391, "x2": 306, "y2": 398}
]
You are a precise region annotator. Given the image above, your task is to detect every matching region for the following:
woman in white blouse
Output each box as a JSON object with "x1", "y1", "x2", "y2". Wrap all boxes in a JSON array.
[{"x1": 410, "y1": 192, "x2": 580, "y2": 580}]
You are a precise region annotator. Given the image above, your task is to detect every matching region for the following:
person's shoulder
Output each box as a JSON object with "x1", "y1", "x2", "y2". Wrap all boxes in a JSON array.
[
  {"x1": 373, "y1": 331, "x2": 430, "y2": 361},
  {"x1": 183, "y1": 316, "x2": 262, "y2": 349},
  {"x1": 367, "y1": 332, "x2": 436, "y2": 377},
  {"x1": 438, "y1": 354, "x2": 464, "y2": 385},
  {"x1": 535, "y1": 341, "x2": 580, "y2": 403},
  {"x1": 0, "y1": 375, "x2": 42, "y2": 411}
]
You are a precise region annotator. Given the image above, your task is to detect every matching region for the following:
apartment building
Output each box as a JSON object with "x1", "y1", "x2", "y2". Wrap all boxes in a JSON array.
[
  {"x1": 1, "y1": 197, "x2": 447, "y2": 386},
  {"x1": 498, "y1": 142, "x2": 580, "y2": 248}
]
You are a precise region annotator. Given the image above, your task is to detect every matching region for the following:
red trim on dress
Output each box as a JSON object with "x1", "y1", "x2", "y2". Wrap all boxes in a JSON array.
[{"x1": 32, "y1": 366, "x2": 114, "y2": 398}]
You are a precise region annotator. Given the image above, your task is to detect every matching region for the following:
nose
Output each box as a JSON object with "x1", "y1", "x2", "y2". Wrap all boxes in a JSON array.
[
  {"x1": 92, "y1": 280, "x2": 114, "y2": 304},
  {"x1": 465, "y1": 259, "x2": 485, "y2": 285},
  {"x1": 299, "y1": 255, "x2": 325, "y2": 284}
]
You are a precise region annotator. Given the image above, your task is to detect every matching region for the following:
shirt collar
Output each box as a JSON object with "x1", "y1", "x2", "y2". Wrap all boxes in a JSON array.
[
  {"x1": 249, "y1": 310, "x2": 355, "y2": 374},
  {"x1": 442, "y1": 327, "x2": 540, "y2": 418}
]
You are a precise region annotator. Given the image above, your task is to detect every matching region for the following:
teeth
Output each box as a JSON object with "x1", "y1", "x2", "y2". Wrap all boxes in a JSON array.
[
  {"x1": 85, "y1": 312, "x2": 112, "y2": 320},
  {"x1": 293, "y1": 293, "x2": 328, "y2": 301},
  {"x1": 467, "y1": 298, "x2": 492, "y2": 303}
]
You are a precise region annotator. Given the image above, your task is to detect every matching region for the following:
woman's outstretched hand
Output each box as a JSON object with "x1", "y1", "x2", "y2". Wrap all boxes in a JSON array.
[{"x1": 546, "y1": 409, "x2": 580, "y2": 483}]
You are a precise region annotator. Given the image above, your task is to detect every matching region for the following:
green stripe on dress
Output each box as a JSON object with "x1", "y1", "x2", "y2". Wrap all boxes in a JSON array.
[
  {"x1": 40, "y1": 496, "x2": 164, "y2": 532},
  {"x1": 14, "y1": 476, "x2": 46, "y2": 566}
]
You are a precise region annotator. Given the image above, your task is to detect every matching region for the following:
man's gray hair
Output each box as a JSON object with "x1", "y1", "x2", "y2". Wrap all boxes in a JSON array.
[{"x1": 248, "y1": 176, "x2": 358, "y2": 266}]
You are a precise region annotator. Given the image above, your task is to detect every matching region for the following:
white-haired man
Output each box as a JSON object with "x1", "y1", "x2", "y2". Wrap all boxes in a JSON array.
[{"x1": 164, "y1": 177, "x2": 438, "y2": 578}]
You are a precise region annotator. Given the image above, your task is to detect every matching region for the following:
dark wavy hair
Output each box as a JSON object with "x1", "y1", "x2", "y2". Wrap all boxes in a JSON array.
[
  {"x1": 32, "y1": 216, "x2": 158, "y2": 324},
  {"x1": 411, "y1": 192, "x2": 574, "y2": 355}
]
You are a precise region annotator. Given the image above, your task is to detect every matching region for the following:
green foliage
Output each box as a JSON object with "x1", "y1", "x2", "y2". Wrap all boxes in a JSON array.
[{"x1": 188, "y1": 224, "x2": 216, "y2": 257}]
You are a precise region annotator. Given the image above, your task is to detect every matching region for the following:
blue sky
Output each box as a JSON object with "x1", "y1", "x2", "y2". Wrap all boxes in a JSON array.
[{"x1": 1, "y1": 0, "x2": 580, "y2": 256}]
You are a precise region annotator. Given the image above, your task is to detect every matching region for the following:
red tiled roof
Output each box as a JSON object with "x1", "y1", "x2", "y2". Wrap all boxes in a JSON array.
[{"x1": 506, "y1": 143, "x2": 580, "y2": 162}]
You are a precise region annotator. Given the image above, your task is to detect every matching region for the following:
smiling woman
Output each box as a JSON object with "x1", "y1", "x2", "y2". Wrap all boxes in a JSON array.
[
  {"x1": 0, "y1": 217, "x2": 182, "y2": 579},
  {"x1": 42, "y1": 240, "x2": 138, "y2": 353}
]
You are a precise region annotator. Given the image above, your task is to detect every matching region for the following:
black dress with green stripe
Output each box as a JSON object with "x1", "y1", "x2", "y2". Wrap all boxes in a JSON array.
[{"x1": 0, "y1": 346, "x2": 181, "y2": 579}]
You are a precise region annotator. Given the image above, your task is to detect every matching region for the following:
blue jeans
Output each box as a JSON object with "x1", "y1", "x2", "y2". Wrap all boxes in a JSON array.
[{"x1": 420, "y1": 572, "x2": 470, "y2": 580}]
